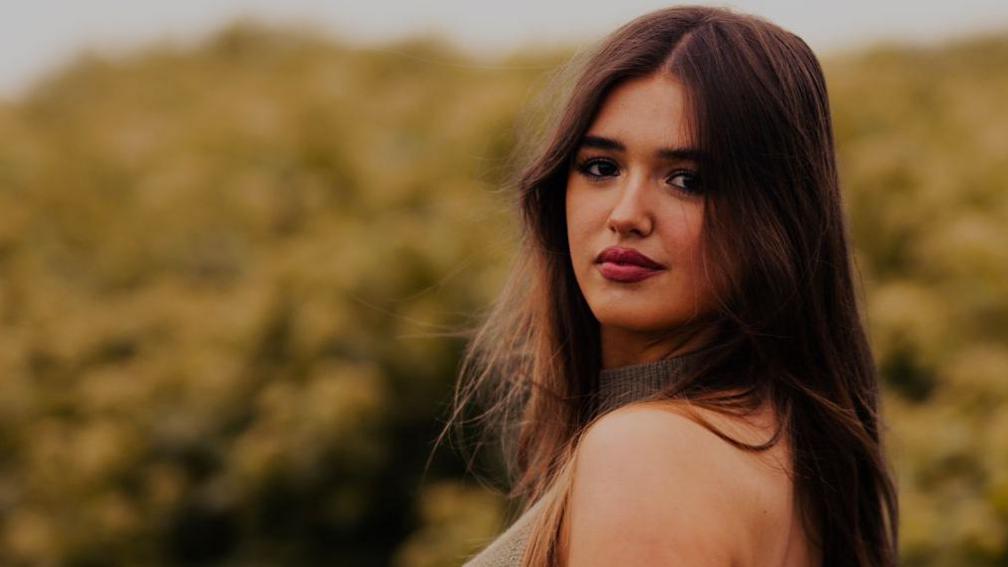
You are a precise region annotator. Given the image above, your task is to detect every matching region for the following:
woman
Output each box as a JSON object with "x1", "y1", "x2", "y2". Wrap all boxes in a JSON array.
[{"x1": 439, "y1": 5, "x2": 899, "y2": 566}]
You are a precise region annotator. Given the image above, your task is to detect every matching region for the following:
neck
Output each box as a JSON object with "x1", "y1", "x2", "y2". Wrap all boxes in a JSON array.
[
  {"x1": 594, "y1": 344, "x2": 714, "y2": 417},
  {"x1": 599, "y1": 321, "x2": 719, "y2": 370}
]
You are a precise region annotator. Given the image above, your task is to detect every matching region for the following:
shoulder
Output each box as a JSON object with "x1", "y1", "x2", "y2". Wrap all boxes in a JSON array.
[{"x1": 562, "y1": 400, "x2": 789, "y2": 566}]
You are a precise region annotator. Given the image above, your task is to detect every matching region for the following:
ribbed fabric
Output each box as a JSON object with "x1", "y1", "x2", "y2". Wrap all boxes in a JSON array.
[
  {"x1": 460, "y1": 346, "x2": 709, "y2": 567},
  {"x1": 458, "y1": 495, "x2": 547, "y2": 567},
  {"x1": 594, "y1": 346, "x2": 710, "y2": 417}
]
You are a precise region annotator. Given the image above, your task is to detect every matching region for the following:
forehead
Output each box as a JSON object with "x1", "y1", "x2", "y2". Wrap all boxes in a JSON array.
[{"x1": 586, "y1": 73, "x2": 694, "y2": 148}]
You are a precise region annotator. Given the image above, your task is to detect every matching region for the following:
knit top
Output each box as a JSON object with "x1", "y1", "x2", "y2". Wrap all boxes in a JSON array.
[{"x1": 460, "y1": 346, "x2": 711, "y2": 567}]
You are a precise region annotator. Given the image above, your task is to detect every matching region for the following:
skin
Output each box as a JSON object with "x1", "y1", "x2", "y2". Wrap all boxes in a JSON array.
[
  {"x1": 561, "y1": 402, "x2": 799, "y2": 566},
  {"x1": 565, "y1": 72, "x2": 720, "y2": 370}
]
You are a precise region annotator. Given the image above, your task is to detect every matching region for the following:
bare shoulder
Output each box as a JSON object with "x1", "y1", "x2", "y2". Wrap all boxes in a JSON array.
[{"x1": 562, "y1": 400, "x2": 793, "y2": 566}]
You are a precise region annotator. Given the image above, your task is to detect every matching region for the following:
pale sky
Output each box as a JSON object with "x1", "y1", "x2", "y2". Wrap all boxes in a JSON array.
[{"x1": 3, "y1": 0, "x2": 1007, "y2": 99}]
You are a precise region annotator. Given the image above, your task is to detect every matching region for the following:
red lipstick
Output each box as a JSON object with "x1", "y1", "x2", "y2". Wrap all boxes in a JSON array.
[{"x1": 594, "y1": 246, "x2": 665, "y2": 283}]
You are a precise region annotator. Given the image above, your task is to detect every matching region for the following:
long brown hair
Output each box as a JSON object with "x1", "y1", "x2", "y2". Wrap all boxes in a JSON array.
[{"x1": 434, "y1": 5, "x2": 899, "y2": 566}]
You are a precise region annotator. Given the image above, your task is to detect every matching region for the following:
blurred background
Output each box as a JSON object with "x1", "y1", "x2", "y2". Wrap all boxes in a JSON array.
[{"x1": 0, "y1": 1, "x2": 1006, "y2": 565}]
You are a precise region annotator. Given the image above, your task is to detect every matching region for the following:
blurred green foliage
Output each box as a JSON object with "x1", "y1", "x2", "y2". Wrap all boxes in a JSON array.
[{"x1": 0, "y1": 20, "x2": 1005, "y2": 567}]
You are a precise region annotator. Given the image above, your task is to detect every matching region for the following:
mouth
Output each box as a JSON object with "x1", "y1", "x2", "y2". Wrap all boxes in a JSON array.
[
  {"x1": 593, "y1": 246, "x2": 666, "y2": 283},
  {"x1": 594, "y1": 246, "x2": 666, "y2": 270},
  {"x1": 595, "y1": 261, "x2": 664, "y2": 283}
]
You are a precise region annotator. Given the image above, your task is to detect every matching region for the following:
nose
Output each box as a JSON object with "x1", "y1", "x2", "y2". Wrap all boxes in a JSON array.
[{"x1": 606, "y1": 170, "x2": 654, "y2": 237}]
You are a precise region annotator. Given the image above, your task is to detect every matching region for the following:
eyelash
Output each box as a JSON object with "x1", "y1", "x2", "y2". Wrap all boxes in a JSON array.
[{"x1": 574, "y1": 157, "x2": 703, "y2": 195}]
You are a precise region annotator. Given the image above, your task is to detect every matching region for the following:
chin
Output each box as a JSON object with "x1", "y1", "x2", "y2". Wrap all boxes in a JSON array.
[{"x1": 591, "y1": 306, "x2": 685, "y2": 333}]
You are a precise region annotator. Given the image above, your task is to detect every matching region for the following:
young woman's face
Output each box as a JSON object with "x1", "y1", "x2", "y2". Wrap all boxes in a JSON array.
[{"x1": 566, "y1": 73, "x2": 715, "y2": 364}]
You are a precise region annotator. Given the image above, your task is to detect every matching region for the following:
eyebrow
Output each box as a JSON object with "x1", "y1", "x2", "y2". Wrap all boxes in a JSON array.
[{"x1": 577, "y1": 134, "x2": 706, "y2": 162}]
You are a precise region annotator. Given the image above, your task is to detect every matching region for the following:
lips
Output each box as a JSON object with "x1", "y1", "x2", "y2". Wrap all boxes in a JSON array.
[
  {"x1": 594, "y1": 246, "x2": 665, "y2": 269},
  {"x1": 593, "y1": 246, "x2": 666, "y2": 283}
]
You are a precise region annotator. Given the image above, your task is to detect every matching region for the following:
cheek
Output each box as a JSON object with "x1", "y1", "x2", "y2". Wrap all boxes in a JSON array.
[
  {"x1": 662, "y1": 204, "x2": 704, "y2": 259},
  {"x1": 565, "y1": 186, "x2": 598, "y2": 254},
  {"x1": 680, "y1": 222, "x2": 716, "y2": 307},
  {"x1": 662, "y1": 208, "x2": 708, "y2": 294},
  {"x1": 681, "y1": 225, "x2": 705, "y2": 265}
]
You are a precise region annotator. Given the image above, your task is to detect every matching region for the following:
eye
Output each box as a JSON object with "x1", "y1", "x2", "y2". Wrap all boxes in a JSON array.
[
  {"x1": 575, "y1": 157, "x2": 619, "y2": 180},
  {"x1": 668, "y1": 170, "x2": 703, "y2": 195}
]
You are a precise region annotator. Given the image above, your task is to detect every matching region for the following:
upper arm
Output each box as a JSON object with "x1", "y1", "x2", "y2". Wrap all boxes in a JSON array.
[{"x1": 563, "y1": 403, "x2": 753, "y2": 566}]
